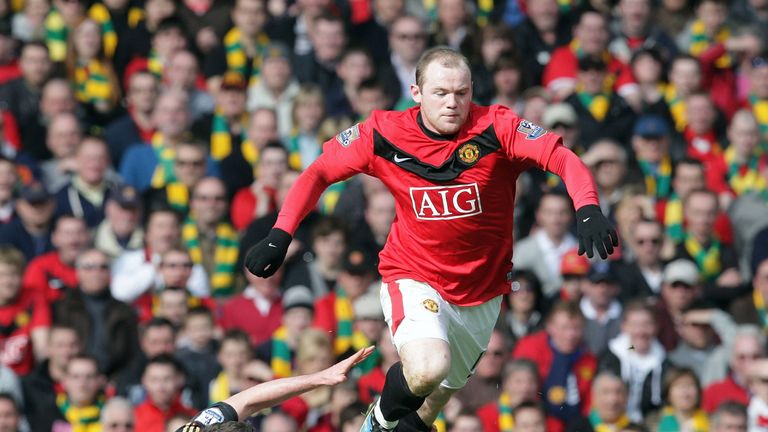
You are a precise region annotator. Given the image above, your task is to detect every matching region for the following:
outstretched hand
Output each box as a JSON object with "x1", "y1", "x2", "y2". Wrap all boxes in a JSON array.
[
  {"x1": 576, "y1": 205, "x2": 619, "y2": 259},
  {"x1": 315, "y1": 346, "x2": 375, "y2": 386}
]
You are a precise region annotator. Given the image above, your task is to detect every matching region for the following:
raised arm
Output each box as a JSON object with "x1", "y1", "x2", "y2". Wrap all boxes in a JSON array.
[{"x1": 244, "y1": 123, "x2": 374, "y2": 278}]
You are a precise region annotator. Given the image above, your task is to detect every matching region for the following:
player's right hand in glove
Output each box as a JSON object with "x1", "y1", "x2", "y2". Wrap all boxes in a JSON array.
[
  {"x1": 244, "y1": 228, "x2": 292, "y2": 278},
  {"x1": 576, "y1": 204, "x2": 619, "y2": 260}
]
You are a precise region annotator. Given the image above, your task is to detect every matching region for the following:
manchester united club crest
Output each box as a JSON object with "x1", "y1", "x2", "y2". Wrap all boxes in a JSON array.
[
  {"x1": 458, "y1": 143, "x2": 480, "y2": 164},
  {"x1": 422, "y1": 299, "x2": 439, "y2": 313}
]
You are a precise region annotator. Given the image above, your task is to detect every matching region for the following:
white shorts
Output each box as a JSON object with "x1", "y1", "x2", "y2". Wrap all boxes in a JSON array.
[{"x1": 379, "y1": 279, "x2": 503, "y2": 389}]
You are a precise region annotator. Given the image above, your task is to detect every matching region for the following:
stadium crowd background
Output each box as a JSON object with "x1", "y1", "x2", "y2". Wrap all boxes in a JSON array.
[{"x1": 0, "y1": 0, "x2": 766, "y2": 431}]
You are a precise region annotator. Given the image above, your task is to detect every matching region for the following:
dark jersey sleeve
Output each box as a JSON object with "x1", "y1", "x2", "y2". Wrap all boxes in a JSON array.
[
  {"x1": 274, "y1": 121, "x2": 375, "y2": 234},
  {"x1": 493, "y1": 106, "x2": 599, "y2": 209}
]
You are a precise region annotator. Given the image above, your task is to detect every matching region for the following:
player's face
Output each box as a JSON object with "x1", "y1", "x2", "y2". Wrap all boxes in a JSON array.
[{"x1": 411, "y1": 62, "x2": 472, "y2": 135}]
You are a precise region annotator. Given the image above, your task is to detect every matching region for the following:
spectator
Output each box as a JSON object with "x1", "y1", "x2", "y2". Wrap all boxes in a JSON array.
[
  {"x1": 665, "y1": 55, "x2": 704, "y2": 133},
  {"x1": 284, "y1": 84, "x2": 326, "y2": 171},
  {"x1": 111, "y1": 208, "x2": 209, "y2": 304},
  {"x1": 748, "y1": 358, "x2": 768, "y2": 430},
  {"x1": 293, "y1": 14, "x2": 347, "y2": 94},
  {"x1": 22, "y1": 214, "x2": 89, "y2": 303},
  {"x1": 246, "y1": 43, "x2": 299, "y2": 138},
  {"x1": 53, "y1": 136, "x2": 117, "y2": 228},
  {"x1": 581, "y1": 139, "x2": 628, "y2": 220},
  {"x1": 658, "y1": 158, "x2": 706, "y2": 243},
  {"x1": 580, "y1": 263, "x2": 623, "y2": 356},
  {"x1": 357, "y1": 327, "x2": 399, "y2": 405},
  {"x1": 0, "y1": 393, "x2": 19, "y2": 432},
  {"x1": 284, "y1": 216, "x2": 347, "y2": 299},
  {"x1": 616, "y1": 219, "x2": 666, "y2": 300},
  {"x1": 702, "y1": 325, "x2": 763, "y2": 412},
  {"x1": 115, "y1": 318, "x2": 177, "y2": 402},
  {"x1": 477, "y1": 359, "x2": 543, "y2": 432},
  {"x1": 512, "y1": 0, "x2": 569, "y2": 88},
  {"x1": 49, "y1": 355, "x2": 107, "y2": 431},
  {"x1": 350, "y1": 0, "x2": 405, "y2": 64},
  {"x1": 559, "y1": 248, "x2": 591, "y2": 302},
  {"x1": 218, "y1": 107, "x2": 279, "y2": 195},
  {"x1": 599, "y1": 301, "x2": 667, "y2": 421},
  {"x1": 193, "y1": 71, "x2": 248, "y2": 163},
  {"x1": 22, "y1": 324, "x2": 81, "y2": 432},
  {"x1": 744, "y1": 55, "x2": 768, "y2": 143},
  {"x1": 123, "y1": 16, "x2": 187, "y2": 85},
  {"x1": 631, "y1": 48, "x2": 672, "y2": 119},
  {"x1": 231, "y1": 142, "x2": 288, "y2": 231},
  {"x1": 0, "y1": 181, "x2": 54, "y2": 261},
  {"x1": 52, "y1": 248, "x2": 139, "y2": 377},
  {"x1": 682, "y1": 93, "x2": 724, "y2": 164},
  {"x1": 609, "y1": 0, "x2": 678, "y2": 67},
  {"x1": 653, "y1": 259, "x2": 702, "y2": 351},
  {"x1": 514, "y1": 192, "x2": 577, "y2": 298},
  {"x1": 255, "y1": 285, "x2": 315, "y2": 378},
  {"x1": 176, "y1": 0, "x2": 231, "y2": 56},
  {"x1": 209, "y1": 330, "x2": 253, "y2": 404},
  {"x1": 348, "y1": 292, "x2": 386, "y2": 368},
  {"x1": 710, "y1": 401, "x2": 747, "y2": 432},
  {"x1": 565, "y1": 372, "x2": 631, "y2": 432},
  {"x1": 40, "y1": 112, "x2": 83, "y2": 193},
  {"x1": 668, "y1": 301, "x2": 723, "y2": 379},
  {"x1": 487, "y1": 52, "x2": 525, "y2": 112},
  {"x1": 513, "y1": 301, "x2": 597, "y2": 426},
  {"x1": 326, "y1": 47, "x2": 375, "y2": 118},
  {"x1": 175, "y1": 307, "x2": 220, "y2": 410},
  {"x1": 646, "y1": 367, "x2": 709, "y2": 430},
  {"x1": 101, "y1": 396, "x2": 136, "y2": 432},
  {"x1": 44, "y1": 0, "x2": 85, "y2": 62},
  {"x1": 183, "y1": 177, "x2": 238, "y2": 298},
  {"x1": 511, "y1": 401, "x2": 548, "y2": 432},
  {"x1": 162, "y1": 50, "x2": 214, "y2": 121},
  {"x1": 339, "y1": 402, "x2": 366, "y2": 432},
  {"x1": 262, "y1": 411, "x2": 299, "y2": 432},
  {"x1": 430, "y1": 0, "x2": 475, "y2": 55},
  {"x1": 87, "y1": 0, "x2": 144, "y2": 60},
  {"x1": 113, "y1": 0, "x2": 177, "y2": 77},
  {"x1": 134, "y1": 354, "x2": 196, "y2": 432},
  {"x1": 144, "y1": 139, "x2": 209, "y2": 216},
  {"x1": 104, "y1": 70, "x2": 159, "y2": 166},
  {"x1": 378, "y1": 15, "x2": 428, "y2": 107},
  {"x1": 12, "y1": 0, "x2": 47, "y2": 43},
  {"x1": 220, "y1": 266, "x2": 283, "y2": 346},
  {"x1": 95, "y1": 183, "x2": 144, "y2": 258}
]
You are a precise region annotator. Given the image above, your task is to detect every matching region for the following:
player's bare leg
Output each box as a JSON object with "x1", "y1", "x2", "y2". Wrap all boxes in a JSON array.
[{"x1": 362, "y1": 339, "x2": 451, "y2": 432}]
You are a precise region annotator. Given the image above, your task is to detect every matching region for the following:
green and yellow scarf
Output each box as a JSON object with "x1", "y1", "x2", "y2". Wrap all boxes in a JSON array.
[
  {"x1": 334, "y1": 288, "x2": 354, "y2": 356},
  {"x1": 754, "y1": 290, "x2": 768, "y2": 330},
  {"x1": 209, "y1": 371, "x2": 232, "y2": 404},
  {"x1": 147, "y1": 50, "x2": 164, "y2": 77},
  {"x1": 434, "y1": 411, "x2": 446, "y2": 432},
  {"x1": 150, "y1": 132, "x2": 177, "y2": 189},
  {"x1": 497, "y1": 392, "x2": 514, "y2": 432},
  {"x1": 211, "y1": 111, "x2": 248, "y2": 161},
  {"x1": 45, "y1": 8, "x2": 68, "y2": 62},
  {"x1": 56, "y1": 392, "x2": 104, "y2": 432},
  {"x1": 223, "y1": 28, "x2": 270, "y2": 88},
  {"x1": 166, "y1": 182, "x2": 190, "y2": 214},
  {"x1": 577, "y1": 91, "x2": 611, "y2": 122},
  {"x1": 689, "y1": 20, "x2": 731, "y2": 69},
  {"x1": 684, "y1": 234, "x2": 721, "y2": 283},
  {"x1": 589, "y1": 409, "x2": 631, "y2": 432},
  {"x1": 271, "y1": 326, "x2": 292, "y2": 378},
  {"x1": 88, "y1": 3, "x2": 144, "y2": 58},
  {"x1": 664, "y1": 85, "x2": 687, "y2": 132},
  {"x1": 286, "y1": 130, "x2": 314, "y2": 171},
  {"x1": 658, "y1": 406, "x2": 709, "y2": 431},
  {"x1": 748, "y1": 95, "x2": 768, "y2": 152},
  {"x1": 638, "y1": 157, "x2": 672, "y2": 200},
  {"x1": 724, "y1": 146, "x2": 767, "y2": 196},
  {"x1": 182, "y1": 219, "x2": 239, "y2": 298},
  {"x1": 664, "y1": 194, "x2": 684, "y2": 243},
  {"x1": 74, "y1": 60, "x2": 112, "y2": 105}
]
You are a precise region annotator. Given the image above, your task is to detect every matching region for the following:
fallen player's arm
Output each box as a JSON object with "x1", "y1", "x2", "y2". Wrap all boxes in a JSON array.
[{"x1": 178, "y1": 346, "x2": 374, "y2": 430}]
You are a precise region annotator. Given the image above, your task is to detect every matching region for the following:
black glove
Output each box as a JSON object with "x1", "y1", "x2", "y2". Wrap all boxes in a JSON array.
[
  {"x1": 175, "y1": 402, "x2": 239, "y2": 431},
  {"x1": 244, "y1": 228, "x2": 292, "y2": 278},
  {"x1": 576, "y1": 205, "x2": 619, "y2": 259}
]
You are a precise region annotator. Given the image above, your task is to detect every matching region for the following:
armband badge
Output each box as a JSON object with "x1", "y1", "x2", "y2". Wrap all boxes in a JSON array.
[
  {"x1": 336, "y1": 124, "x2": 360, "y2": 147},
  {"x1": 517, "y1": 120, "x2": 546, "y2": 140},
  {"x1": 192, "y1": 407, "x2": 225, "y2": 425}
]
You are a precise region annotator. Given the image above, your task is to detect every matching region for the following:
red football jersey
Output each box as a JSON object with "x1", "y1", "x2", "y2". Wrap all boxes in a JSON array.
[{"x1": 276, "y1": 105, "x2": 598, "y2": 306}]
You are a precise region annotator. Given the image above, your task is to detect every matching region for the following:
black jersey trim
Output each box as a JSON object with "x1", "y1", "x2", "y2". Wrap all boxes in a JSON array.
[
  {"x1": 373, "y1": 124, "x2": 501, "y2": 182},
  {"x1": 416, "y1": 112, "x2": 456, "y2": 141}
]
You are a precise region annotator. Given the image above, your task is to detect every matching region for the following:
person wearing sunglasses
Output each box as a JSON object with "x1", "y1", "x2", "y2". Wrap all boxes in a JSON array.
[{"x1": 52, "y1": 248, "x2": 138, "y2": 378}]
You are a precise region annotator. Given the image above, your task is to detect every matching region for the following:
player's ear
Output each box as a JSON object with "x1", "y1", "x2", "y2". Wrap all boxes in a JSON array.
[{"x1": 410, "y1": 84, "x2": 422, "y2": 104}]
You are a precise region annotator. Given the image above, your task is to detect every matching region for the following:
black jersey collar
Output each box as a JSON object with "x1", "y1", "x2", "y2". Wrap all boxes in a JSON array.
[{"x1": 417, "y1": 111, "x2": 456, "y2": 141}]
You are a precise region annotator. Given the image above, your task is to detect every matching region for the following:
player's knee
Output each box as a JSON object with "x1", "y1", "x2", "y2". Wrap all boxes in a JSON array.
[{"x1": 401, "y1": 343, "x2": 451, "y2": 395}]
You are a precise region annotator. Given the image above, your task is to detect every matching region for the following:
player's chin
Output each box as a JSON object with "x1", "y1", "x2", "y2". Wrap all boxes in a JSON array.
[{"x1": 438, "y1": 119, "x2": 463, "y2": 134}]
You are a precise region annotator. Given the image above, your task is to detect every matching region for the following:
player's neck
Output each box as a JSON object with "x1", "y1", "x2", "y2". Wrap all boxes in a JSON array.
[{"x1": 417, "y1": 112, "x2": 456, "y2": 141}]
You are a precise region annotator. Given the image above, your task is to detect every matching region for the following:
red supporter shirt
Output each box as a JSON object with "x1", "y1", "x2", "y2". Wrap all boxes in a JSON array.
[
  {"x1": 312, "y1": 292, "x2": 337, "y2": 337},
  {"x1": 702, "y1": 375, "x2": 749, "y2": 413},
  {"x1": 219, "y1": 292, "x2": 283, "y2": 346},
  {"x1": 542, "y1": 45, "x2": 635, "y2": 97},
  {"x1": 21, "y1": 252, "x2": 78, "y2": 303},
  {"x1": 358, "y1": 367, "x2": 386, "y2": 405},
  {"x1": 134, "y1": 396, "x2": 196, "y2": 432},
  {"x1": 0, "y1": 290, "x2": 51, "y2": 375},
  {"x1": 275, "y1": 105, "x2": 598, "y2": 306},
  {"x1": 477, "y1": 401, "x2": 565, "y2": 432}
]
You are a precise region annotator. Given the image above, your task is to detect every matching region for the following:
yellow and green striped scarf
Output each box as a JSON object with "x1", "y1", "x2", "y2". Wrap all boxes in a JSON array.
[
  {"x1": 147, "y1": 50, "x2": 164, "y2": 77},
  {"x1": 724, "y1": 146, "x2": 767, "y2": 197},
  {"x1": 664, "y1": 194, "x2": 684, "y2": 243},
  {"x1": 211, "y1": 111, "x2": 248, "y2": 161},
  {"x1": 88, "y1": 3, "x2": 144, "y2": 58},
  {"x1": 45, "y1": 8, "x2": 68, "y2": 62},
  {"x1": 689, "y1": 20, "x2": 730, "y2": 69},
  {"x1": 270, "y1": 326, "x2": 292, "y2": 378},
  {"x1": 748, "y1": 95, "x2": 768, "y2": 152},
  {"x1": 684, "y1": 234, "x2": 721, "y2": 283},
  {"x1": 210, "y1": 371, "x2": 231, "y2": 404},
  {"x1": 434, "y1": 411, "x2": 446, "y2": 432},
  {"x1": 658, "y1": 406, "x2": 709, "y2": 431},
  {"x1": 74, "y1": 60, "x2": 112, "y2": 106},
  {"x1": 664, "y1": 85, "x2": 687, "y2": 132},
  {"x1": 223, "y1": 28, "x2": 270, "y2": 88},
  {"x1": 56, "y1": 392, "x2": 104, "y2": 432},
  {"x1": 150, "y1": 132, "x2": 177, "y2": 189},
  {"x1": 577, "y1": 91, "x2": 610, "y2": 122},
  {"x1": 182, "y1": 219, "x2": 239, "y2": 298},
  {"x1": 589, "y1": 409, "x2": 631, "y2": 432},
  {"x1": 287, "y1": 130, "x2": 311, "y2": 171},
  {"x1": 166, "y1": 182, "x2": 190, "y2": 214},
  {"x1": 351, "y1": 332, "x2": 380, "y2": 374},
  {"x1": 754, "y1": 290, "x2": 768, "y2": 330},
  {"x1": 497, "y1": 392, "x2": 514, "y2": 432},
  {"x1": 638, "y1": 157, "x2": 672, "y2": 200},
  {"x1": 334, "y1": 288, "x2": 354, "y2": 356}
]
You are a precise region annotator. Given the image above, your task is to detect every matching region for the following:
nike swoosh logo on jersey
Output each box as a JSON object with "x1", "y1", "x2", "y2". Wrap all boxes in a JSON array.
[
  {"x1": 582, "y1": 217, "x2": 590, "y2": 223},
  {"x1": 268, "y1": 243, "x2": 277, "y2": 248},
  {"x1": 393, "y1": 154, "x2": 412, "y2": 163}
]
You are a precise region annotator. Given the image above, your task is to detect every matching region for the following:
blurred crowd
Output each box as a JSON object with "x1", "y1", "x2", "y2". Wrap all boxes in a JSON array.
[{"x1": 0, "y1": 0, "x2": 764, "y2": 431}]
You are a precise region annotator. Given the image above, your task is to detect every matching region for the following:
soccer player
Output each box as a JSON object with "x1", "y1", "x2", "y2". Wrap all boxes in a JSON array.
[
  {"x1": 174, "y1": 346, "x2": 373, "y2": 431},
  {"x1": 245, "y1": 47, "x2": 618, "y2": 432}
]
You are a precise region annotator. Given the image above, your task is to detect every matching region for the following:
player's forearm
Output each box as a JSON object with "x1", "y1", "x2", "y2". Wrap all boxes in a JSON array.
[
  {"x1": 225, "y1": 371, "x2": 326, "y2": 418},
  {"x1": 547, "y1": 145, "x2": 599, "y2": 209},
  {"x1": 273, "y1": 162, "x2": 333, "y2": 235}
]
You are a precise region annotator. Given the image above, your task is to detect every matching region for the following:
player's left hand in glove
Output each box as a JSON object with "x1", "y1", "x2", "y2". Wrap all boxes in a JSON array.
[
  {"x1": 576, "y1": 204, "x2": 619, "y2": 260},
  {"x1": 244, "y1": 228, "x2": 292, "y2": 278}
]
